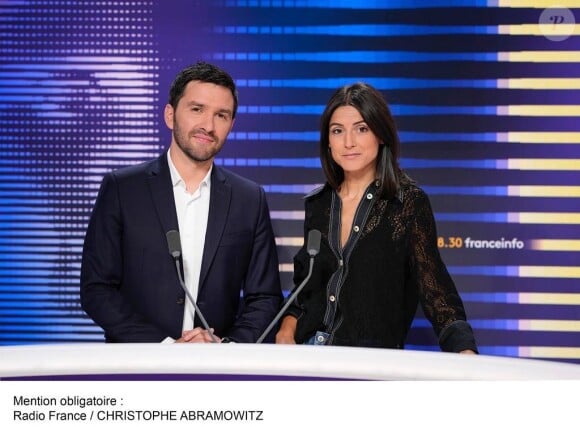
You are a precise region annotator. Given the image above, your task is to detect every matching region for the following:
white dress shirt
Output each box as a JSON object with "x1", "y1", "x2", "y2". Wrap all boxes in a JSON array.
[{"x1": 167, "y1": 150, "x2": 212, "y2": 332}]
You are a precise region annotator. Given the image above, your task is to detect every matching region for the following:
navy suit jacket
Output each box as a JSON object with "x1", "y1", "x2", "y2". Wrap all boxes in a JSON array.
[{"x1": 80, "y1": 152, "x2": 282, "y2": 343}]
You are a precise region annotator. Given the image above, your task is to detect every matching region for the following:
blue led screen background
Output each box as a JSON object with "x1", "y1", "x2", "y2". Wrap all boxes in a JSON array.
[{"x1": 1, "y1": 0, "x2": 579, "y2": 363}]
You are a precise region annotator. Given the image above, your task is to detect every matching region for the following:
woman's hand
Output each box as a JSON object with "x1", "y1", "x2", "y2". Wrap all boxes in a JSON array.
[{"x1": 275, "y1": 316, "x2": 297, "y2": 344}]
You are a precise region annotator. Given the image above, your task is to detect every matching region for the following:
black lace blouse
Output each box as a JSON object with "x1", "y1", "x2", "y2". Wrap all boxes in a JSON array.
[{"x1": 287, "y1": 181, "x2": 477, "y2": 352}]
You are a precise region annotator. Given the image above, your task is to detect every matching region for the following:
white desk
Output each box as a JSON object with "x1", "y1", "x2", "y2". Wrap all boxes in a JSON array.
[{"x1": 1, "y1": 343, "x2": 580, "y2": 380}]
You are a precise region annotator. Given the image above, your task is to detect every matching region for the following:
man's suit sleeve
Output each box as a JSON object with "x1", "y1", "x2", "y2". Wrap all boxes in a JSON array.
[
  {"x1": 226, "y1": 187, "x2": 282, "y2": 343},
  {"x1": 80, "y1": 173, "x2": 167, "y2": 342}
]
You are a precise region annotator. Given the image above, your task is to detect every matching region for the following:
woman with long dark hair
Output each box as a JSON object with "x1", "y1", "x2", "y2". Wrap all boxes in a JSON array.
[{"x1": 276, "y1": 83, "x2": 477, "y2": 353}]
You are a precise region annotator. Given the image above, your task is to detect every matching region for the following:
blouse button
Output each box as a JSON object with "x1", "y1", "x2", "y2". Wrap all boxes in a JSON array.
[
  {"x1": 316, "y1": 335, "x2": 326, "y2": 343},
  {"x1": 329, "y1": 295, "x2": 336, "y2": 302},
  {"x1": 338, "y1": 259, "x2": 343, "y2": 267},
  {"x1": 366, "y1": 193, "x2": 373, "y2": 199},
  {"x1": 353, "y1": 225, "x2": 360, "y2": 232}
]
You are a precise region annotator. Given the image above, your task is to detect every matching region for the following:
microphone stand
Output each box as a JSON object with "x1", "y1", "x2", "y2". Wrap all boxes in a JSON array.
[
  {"x1": 172, "y1": 256, "x2": 219, "y2": 343},
  {"x1": 256, "y1": 255, "x2": 315, "y2": 344}
]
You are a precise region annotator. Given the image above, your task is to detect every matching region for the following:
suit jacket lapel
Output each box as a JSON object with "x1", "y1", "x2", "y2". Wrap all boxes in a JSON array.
[
  {"x1": 147, "y1": 152, "x2": 179, "y2": 236},
  {"x1": 199, "y1": 166, "x2": 231, "y2": 290}
]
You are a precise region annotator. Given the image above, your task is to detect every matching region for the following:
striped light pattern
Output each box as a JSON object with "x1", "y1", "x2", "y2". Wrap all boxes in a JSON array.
[
  {"x1": 426, "y1": 186, "x2": 580, "y2": 197},
  {"x1": 275, "y1": 237, "x2": 304, "y2": 247},
  {"x1": 530, "y1": 240, "x2": 580, "y2": 251},
  {"x1": 214, "y1": 24, "x2": 579, "y2": 37},
  {"x1": 232, "y1": 77, "x2": 580, "y2": 88},
  {"x1": 461, "y1": 292, "x2": 580, "y2": 305},
  {"x1": 212, "y1": 51, "x2": 580, "y2": 64},
  {"x1": 222, "y1": 0, "x2": 579, "y2": 9},
  {"x1": 228, "y1": 130, "x2": 580, "y2": 145},
  {"x1": 237, "y1": 102, "x2": 580, "y2": 115},
  {"x1": 400, "y1": 131, "x2": 580, "y2": 143},
  {"x1": 275, "y1": 237, "x2": 580, "y2": 252},
  {"x1": 437, "y1": 213, "x2": 580, "y2": 225},
  {"x1": 407, "y1": 345, "x2": 580, "y2": 360},
  {"x1": 216, "y1": 156, "x2": 580, "y2": 173},
  {"x1": 518, "y1": 347, "x2": 580, "y2": 359},
  {"x1": 0, "y1": 0, "x2": 161, "y2": 344},
  {"x1": 499, "y1": 132, "x2": 580, "y2": 143},
  {"x1": 449, "y1": 266, "x2": 580, "y2": 279},
  {"x1": 412, "y1": 318, "x2": 580, "y2": 331}
]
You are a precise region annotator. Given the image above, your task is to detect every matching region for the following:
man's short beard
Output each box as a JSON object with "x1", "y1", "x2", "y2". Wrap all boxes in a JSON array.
[
  {"x1": 176, "y1": 138, "x2": 217, "y2": 162},
  {"x1": 173, "y1": 122, "x2": 223, "y2": 163}
]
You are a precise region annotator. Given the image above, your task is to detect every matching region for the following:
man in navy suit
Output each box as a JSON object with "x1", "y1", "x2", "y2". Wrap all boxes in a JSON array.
[{"x1": 80, "y1": 62, "x2": 282, "y2": 343}]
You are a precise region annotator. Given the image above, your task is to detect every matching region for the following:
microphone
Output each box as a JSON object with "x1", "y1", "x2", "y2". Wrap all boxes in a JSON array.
[
  {"x1": 256, "y1": 229, "x2": 321, "y2": 344},
  {"x1": 165, "y1": 230, "x2": 218, "y2": 343},
  {"x1": 306, "y1": 227, "x2": 321, "y2": 256}
]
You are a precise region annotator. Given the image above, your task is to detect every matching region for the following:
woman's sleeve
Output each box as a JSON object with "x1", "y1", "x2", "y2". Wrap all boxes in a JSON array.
[{"x1": 407, "y1": 189, "x2": 478, "y2": 353}]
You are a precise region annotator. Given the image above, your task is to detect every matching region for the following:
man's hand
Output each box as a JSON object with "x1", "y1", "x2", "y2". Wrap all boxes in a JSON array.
[{"x1": 176, "y1": 327, "x2": 219, "y2": 343}]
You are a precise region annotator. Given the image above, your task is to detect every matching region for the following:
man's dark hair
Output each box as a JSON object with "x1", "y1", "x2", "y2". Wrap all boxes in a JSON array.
[{"x1": 168, "y1": 62, "x2": 238, "y2": 118}]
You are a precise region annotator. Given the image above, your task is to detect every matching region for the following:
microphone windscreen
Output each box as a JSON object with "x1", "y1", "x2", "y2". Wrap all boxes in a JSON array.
[
  {"x1": 306, "y1": 229, "x2": 321, "y2": 256},
  {"x1": 165, "y1": 230, "x2": 182, "y2": 258}
]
